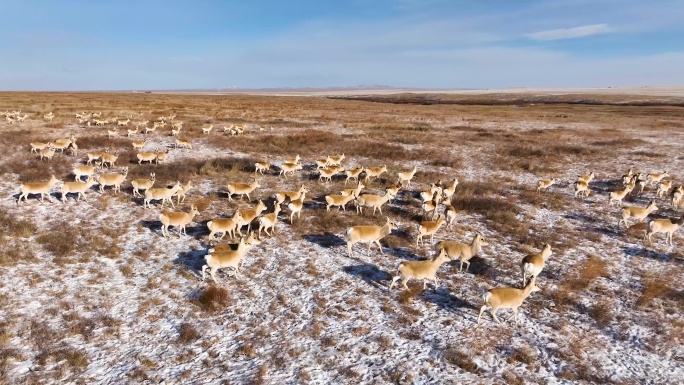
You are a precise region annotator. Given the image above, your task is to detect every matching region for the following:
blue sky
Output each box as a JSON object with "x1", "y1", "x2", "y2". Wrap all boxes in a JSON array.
[{"x1": 1, "y1": 0, "x2": 683, "y2": 90}]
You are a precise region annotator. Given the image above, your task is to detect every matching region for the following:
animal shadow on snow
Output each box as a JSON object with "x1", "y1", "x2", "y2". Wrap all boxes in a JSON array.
[
  {"x1": 303, "y1": 233, "x2": 346, "y2": 248},
  {"x1": 419, "y1": 287, "x2": 476, "y2": 312},
  {"x1": 623, "y1": 245, "x2": 683, "y2": 265},
  {"x1": 343, "y1": 263, "x2": 392, "y2": 289},
  {"x1": 173, "y1": 248, "x2": 208, "y2": 276}
]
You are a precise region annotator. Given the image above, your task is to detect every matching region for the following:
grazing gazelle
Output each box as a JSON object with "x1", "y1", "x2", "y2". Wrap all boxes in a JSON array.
[{"x1": 389, "y1": 248, "x2": 452, "y2": 291}]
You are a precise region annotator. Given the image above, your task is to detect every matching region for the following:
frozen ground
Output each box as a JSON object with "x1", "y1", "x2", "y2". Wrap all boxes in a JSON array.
[{"x1": 0, "y1": 93, "x2": 682, "y2": 384}]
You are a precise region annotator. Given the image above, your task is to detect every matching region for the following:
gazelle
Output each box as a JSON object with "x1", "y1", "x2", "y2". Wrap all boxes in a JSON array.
[
  {"x1": 327, "y1": 154, "x2": 345, "y2": 167},
  {"x1": 144, "y1": 182, "x2": 183, "y2": 209},
  {"x1": 609, "y1": 183, "x2": 634, "y2": 206},
  {"x1": 175, "y1": 181, "x2": 193, "y2": 204},
  {"x1": 160, "y1": 204, "x2": 200, "y2": 238},
  {"x1": 274, "y1": 186, "x2": 309, "y2": 205},
  {"x1": 107, "y1": 129, "x2": 118, "y2": 138},
  {"x1": 672, "y1": 186, "x2": 684, "y2": 209},
  {"x1": 73, "y1": 162, "x2": 100, "y2": 181},
  {"x1": 441, "y1": 178, "x2": 459, "y2": 200},
  {"x1": 619, "y1": 200, "x2": 658, "y2": 229},
  {"x1": 520, "y1": 243, "x2": 553, "y2": 287},
  {"x1": 39, "y1": 147, "x2": 56, "y2": 161},
  {"x1": 444, "y1": 204, "x2": 457, "y2": 229},
  {"x1": 100, "y1": 152, "x2": 119, "y2": 168},
  {"x1": 318, "y1": 167, "x2": 340, "y2": 183},
  {"x1": 17, "y1": 175, "x2": 59, "y2": 204},
  {"x1": 97, "y1": 167, "x2": 128, "y2": 194},
  {"x1": 255, "y1": 161, "x2": 270, "y2": 175},
  {"x1": 174, "y1": 137, "x2": 192, "y2": 149},
  {"x1": 341, "y1": 181, "x2": 365, "y2": 198},
  {"x1": 421, "y1": 191, "x2": 442, "y2": 220},
  {"x1": 60, "y1": 177, "x2": 98, "y2": 203},
  {"x1": 389, "y1": 248, "x2": 452, "y2": 291},
  {"x1": 155, "y1": 149, "x2": 170, "y2": 164},
  {"x1": 43, "y1": 112, "x2": 54, "y2": 122},
  {"x1": 346, "y1": 217, "x2": 399, "y2": 258},
  {"x1": 573, "y1": 180, "x2": 590, "y2": 198},
  {"x1": 397, "y1": 166, "x2": 418, "y2": 187},
  {"x1": 86, "y1": 151, "x2": 107, "y2": 165},
  {"x1": 656, "y1": 180, "x2": 673, "y2": 198},
  {"x1": 207, "y1": 211, "x2": 244, "y2": 241},
  {"x1": 202, "y1": 233, "x2": 262, "y2": 283},
  {"x1": 364, "y1": 165, "x2": 388, "y2": 182},
  {"x1": 126, "y1": 127, "x2": 138, "y2": 137},
  {"x1": 16, "y1": 114, "x2": 28, "y2": 122},
  {"x1": 420, "y1": 183, "x2": 443, "y2": 203},
  {"x1": 633, "y1": 173, "x2": 647, "y2": 195},
  {"x1": 435, "y1": 233, "x2": 489, "y2": 272},
  {"x1": 201, "y1": 124, "x2": 214, "y2": 134},
  {"x1": 137, "y1": 152, "x2": 157, "y2": 165},
  {"x1": 316, "y1": 158, "x2": 329, "y2": 169},
  {"x1": 131, "y1": 173, "x2": 156, "y2": 198},
  {"x1": 258, "y1": 204, "x2": 281, "y2": 236},
  {"x1": 30, "y1": 142, "x2": 51, "y2": 153},
  {"x1": 577, "y1": 171, "x2": 595, "y2": 184},
  {"x1": 280, "y1": 162, "x2": 303, "y2": 178},
  {"x1": 235, "y1": 200, "x2": 268, "y2": 233},
  {"x1": 287, "y1": 192, "x2": 307, "y2": 224},
  {"x1": 647, "y1": 171, "x2": 669, "y2": 187},
  {"x1": 226, "y1": 179, "x2": 261, "y2": 201},
  {"x1": 355, "y1": 190, "x2": 396, "y2": 215},
  {"x1": 117, "y1": 119, "x2": 130, "y2": 127},
  {"x1": 144, "y1": 124, "x2": 157, "y2": 134},
  {"x1": 416, "y1": 216, "x2": 446, "y2": 246},
  {"x1": 536, "y1": 178, "x2": 557, "y2": 194},
  {"x1": 171, "y1": 126, "x2": 182, "y2": 137},
  {"x1": 132, "y1": 139, "x2": 146, "y2": 150},
  {"x1": 345, "y1": 167, "x2": 365, "y2": 184},
  {"x1": 622, "y1": 168, "x2": 634, "y2": 186},
  {"x1": 644, "y1": 214, "x2": 684, "y2": 246},
  {"x1": 325, "y1": 193, "x2": 357, "y2": 212},
  {"x1": 284, "y1": 154, "x2": 301, "y2": 165},
  {"x1": 477, "y1": 277, "x2": 541, "y2": 325}
]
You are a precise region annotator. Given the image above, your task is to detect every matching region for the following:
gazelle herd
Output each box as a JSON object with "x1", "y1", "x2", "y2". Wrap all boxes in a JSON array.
[{"x1": 8, "y1": 106, "x2": 683, "y2": 329}]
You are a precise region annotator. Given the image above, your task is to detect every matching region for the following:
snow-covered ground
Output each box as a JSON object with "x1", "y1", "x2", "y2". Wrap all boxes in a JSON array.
[{"x1": 0, "y1": 96, "x2": 682, "y2": 384}]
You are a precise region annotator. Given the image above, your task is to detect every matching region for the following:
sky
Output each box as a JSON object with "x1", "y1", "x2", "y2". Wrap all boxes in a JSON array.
[{"x1": 1, "y1": 0, "x2": 683, "y2": 90}]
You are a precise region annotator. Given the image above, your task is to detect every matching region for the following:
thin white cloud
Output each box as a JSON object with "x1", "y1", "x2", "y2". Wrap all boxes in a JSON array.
[{"x1": 528, "y1": 24, "x2": 611, "y2": 41}]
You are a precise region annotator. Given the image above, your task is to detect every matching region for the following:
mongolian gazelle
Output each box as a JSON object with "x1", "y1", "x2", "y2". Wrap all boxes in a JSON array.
[
  {"x1": 160, "y1": 204, "x2": 200, "y2": 238},
  {"x1": 389, "y1": 248, "x2": 452, "y2": 291},
  {"x1": 254, "y1": 161, "x2": 270, "y2": 175},
  {"x1": 60, "y1": 177, "x2": 98, "y2": 203},
  {"x1": 520, "y1": 243, "x2": 553, "y2": 287},
  {"x1": 536, "y1": 178, "x2": 557, "y2": 194},
  {"x1": 236, "y1": 200, "x2": 268, "y2": 234},
  {"x1": 144, "y1": 182, "x2": 183, "y2": 209},
  {"x1": 364, "y1": 165, "x2": 388, "y2": 182},
  {"x1": 280, "y1": 162, "x2": 303, "y2": 178},
  {"x1": 97, "y1": 167, "x2": 128, "y2": 194},
  {"x1": 207, "y1": 211, "x2": 244, "y2": 241},
  {"x1": 202, "y1": 233, "x2": 262, "y2": 283},
  {"x1": 325, "y1": 193, "x2": 357, "y2": 212},
  {"x1": 274, "y1": 185, "x2": 309, "y2": 206},
  {"x1": 226, "y1": 179, "x2": 261, "y2": 201},
  {"x1": 258, "y1": 204, "x2": 281, "y2": 237},
  {"x1": 397, "y1": 166, "x2": 418, "y2": 187},
  {"x1": 644, "y1": 214, "x2": 684, "y2": 247},
  {"x1": 17, "y1": 175, "x2": 59, "y2": 205},
  {"x1": 131, "y1": 173, "x2": 156, "y2": 198},
  {"x1": 345, "y1": 167, "x2": 365, "y2": 184},
  {"x1": 435, "y1": 233, "x2": 489, "y2": 272},
  {"x1": 619, "y1": 200, "x2": 658, "y2": 229},
  {"x1": 646, "y1": 171, "x2": 669, "y2": 187},
  {"x1": 477, "y1": 277, "x2": 541, "y2": 325},
  {"x1": 416, "y1": 216, "x2": 446, "y2": 246},
  {"x1": 287, "y1": 192, "x2": 307, "y2": 224},
  {"x1": 609, "y1": 183, "x2": 634, "y2": 206},
  {"x1": 346, "y1": 217, "x2": 399, "y2": 258},
  {"x1": 435, "y1": 233, "x2": 489, "y2": 271},
  {"x1": 355, "y1": 190, "x2": 396, "y2": 215}
]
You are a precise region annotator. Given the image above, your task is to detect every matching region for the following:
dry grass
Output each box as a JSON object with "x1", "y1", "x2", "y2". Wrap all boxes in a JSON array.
[{"x1": 195, "y1": 285, "x2": 232, "y2": 312}]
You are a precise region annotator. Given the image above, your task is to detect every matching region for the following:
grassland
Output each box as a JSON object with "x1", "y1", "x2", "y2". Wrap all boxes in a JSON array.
[{"x1": 0, "y1": 91, "x2": 682, "y2": 384}]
